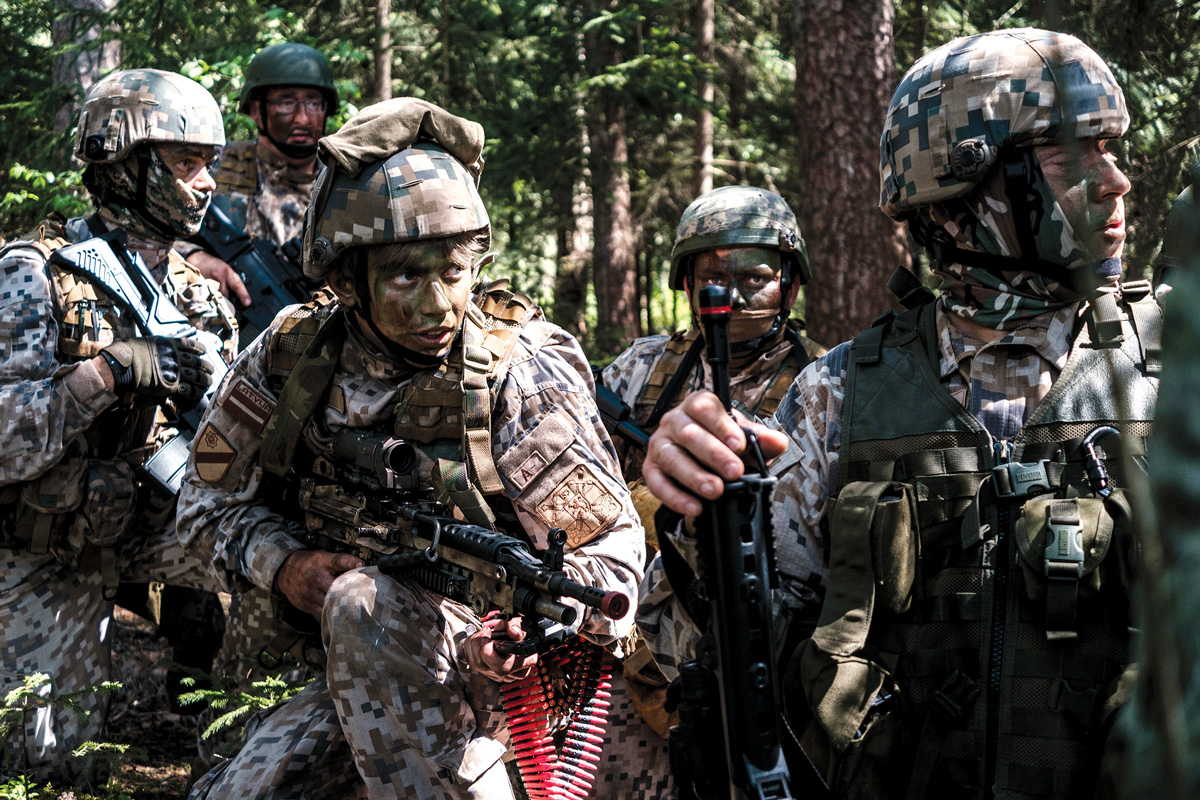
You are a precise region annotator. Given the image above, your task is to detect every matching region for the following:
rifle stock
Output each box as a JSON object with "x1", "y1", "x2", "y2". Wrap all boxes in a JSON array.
[{"x1": 593, "y1": 370, "x2": 651, "y2": 450}]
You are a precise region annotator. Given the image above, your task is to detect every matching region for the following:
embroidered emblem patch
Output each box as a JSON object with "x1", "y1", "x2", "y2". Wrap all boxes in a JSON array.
[
  {"x1": 536, "y1": 463, "x2": 622, "y2": 548},
  {"x1": 194, "y1": 423, "x2": 236, "y2": 483},
  {"x1": 222, "y1": 378, "x2": 274, "y2": 433}
]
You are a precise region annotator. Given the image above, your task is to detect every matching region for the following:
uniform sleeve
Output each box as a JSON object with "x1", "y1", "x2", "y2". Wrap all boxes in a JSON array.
[
  {"x1": 600, "y1": 335, "x2": 667, "y2": 476},
  {"x1": 636, "y1": 343, "x2": 850, "y2": 680},
  {"x1": 492, "y1": 324, "x2": 646, "y2": 648},
  {"x1": 176, "y1": 332, "x2": 304, "y2": 594},
  {"x1": 0, "y1": 247, "x2": 116, "y2": 485}
]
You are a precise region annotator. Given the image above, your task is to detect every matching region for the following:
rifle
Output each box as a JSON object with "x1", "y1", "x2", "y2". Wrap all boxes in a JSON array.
[
  {"x1": 669, "y1": 285, "x2": 794, "y2": 800},
  {"x1": 593, "y1": 371, "x2": 651, "y2": 450},
  {"x1": 294, "y1": 425, "x2": 630, "y2": 657},
  {"x1": 186, "y1": 202, "x2": 321, "y2": 345},
  {"x1": 48, "y1": 227, "x2": 229, "y2": 497}
]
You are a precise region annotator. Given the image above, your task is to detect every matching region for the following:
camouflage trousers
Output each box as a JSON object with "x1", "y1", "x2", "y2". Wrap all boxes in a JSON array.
[
  {"x1": 191, "y1": 567, "x2": 673, "y2": 799},
  {"x1": 0, "y1": 531, "x2": 218, "y2": 785}
]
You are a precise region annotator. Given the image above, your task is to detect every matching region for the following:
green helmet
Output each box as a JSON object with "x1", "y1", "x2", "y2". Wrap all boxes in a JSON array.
[
  {"x1": 880, "y1": 28, "x2": 1128, "y2": 219},
  {"x1": 668, "y1": 185, "x2": 810, "y2": 290},
  {"x1": 302, "y1": 100, "x2": 489, "y2": 279},
  {"x1": 74, "y1": 69, "x2": 225, "y2": 163},
  {"x1": 239, "y1": 42, "x2": 338, "y2": 115}
]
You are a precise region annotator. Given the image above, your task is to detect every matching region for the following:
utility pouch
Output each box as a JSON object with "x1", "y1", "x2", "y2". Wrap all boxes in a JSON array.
[
  {"x1": 781, "y1": 481, "x2": 921, "y2": 798},
  {"x1": 1014, "y1": 491, "x2": 1132, "y2": 640},
  {"x1": 73, "y1": 459, "x2": 138, "y2": 550}
]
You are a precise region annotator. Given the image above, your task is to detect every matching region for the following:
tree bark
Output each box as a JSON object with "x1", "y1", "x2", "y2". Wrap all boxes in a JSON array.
[
  {"x1": 793, "y1": 0, "x2": 909, "y2": 347},
  {"x1": 584, "y1": 1, "x2": 638, "y2": 356},
  {"x1": 373, "y1": 0, "x2": 392, "y2": 101},
  {"x1": 694, "y1": 0, "x2": 714, "y2": 196},
  {"x1": 53, "y1": 0, "x2": 121, "y2": 134}
]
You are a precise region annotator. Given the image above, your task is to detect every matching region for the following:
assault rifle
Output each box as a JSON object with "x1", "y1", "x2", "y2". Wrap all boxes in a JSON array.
[
  {"x1": 295, "y1": 426, "x2": 630, "y2": 657},
  {"x1": 186, "y1": 202, "x2": 321, "y2": 345},
  {"x1": 48, "y1": 226, "x2": 228, "y2": 498},
  {"x1": 669, "y1": 285, "x2": 794, "y2": 800}
]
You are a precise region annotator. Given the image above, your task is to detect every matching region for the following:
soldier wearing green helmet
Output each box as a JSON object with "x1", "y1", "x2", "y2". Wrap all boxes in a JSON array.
[
  {"x1": 595, "y1": 185, "x2": 824, "y2": 798},
  {"x1": 639, "y1": 29, "x2": 1160, "y2": 799},
  {"x1": 178, "y1": 97, "x2": 643, "y2": 799},
  {"x1": 0, "y1": 68, "x2": 236, "y2": 787},
  {"x1": 181, "y1": 42, "x2": 338, "y2": 308}
]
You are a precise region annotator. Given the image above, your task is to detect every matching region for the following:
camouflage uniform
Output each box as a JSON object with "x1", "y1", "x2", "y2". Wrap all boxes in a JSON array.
[
  {"x1": 179, "y1": 98, "x2": 644, "y2": 800},
  {"x1": 644, "y1": 30, "x2": 1157, "y2": 799},
  {"x1": 208, "y1": 139, "x2": 314, "y2": 247},
  {"x1": 0, "y1": 65, "x2": 236, "y2": 777}
]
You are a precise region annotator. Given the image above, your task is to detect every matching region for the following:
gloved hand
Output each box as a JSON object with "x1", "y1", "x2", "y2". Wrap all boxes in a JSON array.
[{"x1": 100, "y1": 335, "x2": 213, "y2": 403}]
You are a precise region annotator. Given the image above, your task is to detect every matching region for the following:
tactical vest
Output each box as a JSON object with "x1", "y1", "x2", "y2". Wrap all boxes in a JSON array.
[
  {"x1": 259, "y1": 281, "x2": 544, "y2": 555},
  {"x1": 791, "y1": 287, "x2": 1160, "y2": 800}
]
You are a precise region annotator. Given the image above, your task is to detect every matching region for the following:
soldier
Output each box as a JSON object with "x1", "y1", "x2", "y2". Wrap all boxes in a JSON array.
[
  {"x1": 641, "y1": 29, "x2": 1157, "y2": 798},
  {"x1": 181, "y1": 42, "x2": 337, "y2": 308},
  {"x1": 1152, "y1": 184, "x2": 1195, "y2": 293},
  {"x1": 0, "y1": 69, "x2": 235, "y2": 786},
  {"x1": 177, "y1": 97, "x2": 644, "y2": 799},
  {"x1": 596, "y1": 185, "x2": 823, "y2": 797}
]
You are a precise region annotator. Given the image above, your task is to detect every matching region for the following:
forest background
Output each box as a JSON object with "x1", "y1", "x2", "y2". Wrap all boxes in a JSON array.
[{"x1": 1, "y1": 0, "x2": 1197, "y2": 356}]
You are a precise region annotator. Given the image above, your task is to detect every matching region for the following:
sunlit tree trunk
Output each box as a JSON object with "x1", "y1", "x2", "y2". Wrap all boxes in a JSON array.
[
  {"x1": 792, "y1": 0, "x2": 909, "y2": 347},
  {"x1": 373, "y1": 0, "x2": 392, "y2": 101},
  {"x1": 694, "y1": 0, "x2": 714, "y2": 196},
  {"x1": 53, "y1": 0, "x2": 121, "y2": 134}
]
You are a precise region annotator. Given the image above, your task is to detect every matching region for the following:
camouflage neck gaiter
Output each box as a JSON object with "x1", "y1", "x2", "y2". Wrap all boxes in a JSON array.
[
  {"x1": 89, "y1": 148, "x2": 210, "y2": 242},
  {"x1": 922, "y1": 149, "x2": 1119, "y2": 330}
]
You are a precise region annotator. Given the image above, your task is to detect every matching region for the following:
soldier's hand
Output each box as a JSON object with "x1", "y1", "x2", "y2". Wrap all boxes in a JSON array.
[
  {"x1": 187, "y1": 250, "x2": 252, "y2": 308},
  {"x1": 642, "y1": 391, "x2": 788, "y2": 518},
  {"x1": 464, "y1": 612, "x2": 538, "y2": 683},
  {"x1": 275, "y1": 550, "x2": 364, "y2": 618},
  {"x1": 100, "y1": 335, "x2": 214, "y2": 403}
]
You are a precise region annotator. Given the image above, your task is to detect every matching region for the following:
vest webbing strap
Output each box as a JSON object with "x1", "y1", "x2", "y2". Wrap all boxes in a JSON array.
[
  {"x1": 645, "y1": 332, "x2": 704, "y2": 430},
  {"x1": 261, "y1": 308, "x2": 347, "y2": 477},
  {"x1": 1126, "y1": 287, "x2": 1163, "y2": 374}
]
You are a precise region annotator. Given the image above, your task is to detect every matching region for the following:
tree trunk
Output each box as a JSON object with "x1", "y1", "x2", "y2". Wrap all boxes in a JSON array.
[
  {"x1": 792, "y1": 0, "x2": 909, "y2": 348},
  {"x1": 585, "y1": 2, "x2": 638, "y2": 356},
  {"x1": 53, "y1": 0, "x2": 122, "y2": 134},
  {"x1": 694, "y1": 0, "x2": 714, "y2": 196},
  {"x1": 373, "y1": 0, "x2": 392, "y2": 101}
]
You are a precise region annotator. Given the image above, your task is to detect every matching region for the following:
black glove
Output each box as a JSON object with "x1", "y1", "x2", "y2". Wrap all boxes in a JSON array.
[{"x1": 100, "y1": 335, "x2": 213, "y2": 403}]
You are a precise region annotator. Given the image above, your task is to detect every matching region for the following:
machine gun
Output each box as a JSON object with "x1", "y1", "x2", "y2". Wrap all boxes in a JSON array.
[
  {"x1": 48, "y1": 227, "x2": 228, "y2": 497},
  {"x1": 295, "y1": 426, "x2": 630, "y2": 657},
  {"x1": 186, "y1": 202, "x2": 321, "y2": 345},
  {"x1": 669, "y1": 285, "x2": 794, "y2": 800}
]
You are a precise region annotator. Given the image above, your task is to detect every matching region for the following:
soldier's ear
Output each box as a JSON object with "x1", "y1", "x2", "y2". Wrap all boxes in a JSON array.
[{"x1": 325, "y1": 266, "x2": 358, "y2": 308}]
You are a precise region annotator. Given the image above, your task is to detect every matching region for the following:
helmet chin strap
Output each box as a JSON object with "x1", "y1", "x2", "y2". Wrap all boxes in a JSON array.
[{"x1": 260, "y1": 98, "x2": 319, "y2": 159}]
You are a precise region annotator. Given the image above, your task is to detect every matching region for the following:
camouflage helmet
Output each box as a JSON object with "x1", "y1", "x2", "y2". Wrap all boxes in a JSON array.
[
  {"x1": 239, "y1": 42, "x2": 338, "y2": 115},
  {"x1": 303, "y1": 142, "x2": 489, "y2": 279},
  {"x1": 880, "y1": 28, "x2": 1128, "y2": 219},
  {"x1": 74, "y1": 69, "x2": 225, "y2": 163},
  {"x1": 668, "y1": 185, "x2": 810, "y2": 290}
]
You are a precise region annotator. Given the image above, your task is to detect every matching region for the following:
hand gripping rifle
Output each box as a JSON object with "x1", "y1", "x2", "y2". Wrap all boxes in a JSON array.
[
  {"x1": 294, "y1": 426, "x2": 630, "y2": 657},
  {"x1": 186, "y1": 202, "x2": 321, "y2": 345},
  {"x1": 48, "y1": 226, "x2": 229, "y2": 497},
  {"x1": 670, "y1": 285, "x2": 794, "y2": 800}
]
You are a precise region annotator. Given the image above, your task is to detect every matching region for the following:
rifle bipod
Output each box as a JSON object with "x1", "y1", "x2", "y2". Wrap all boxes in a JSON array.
[{"x1": 501, "y1": 639, "x2": 613, "y2": 798}]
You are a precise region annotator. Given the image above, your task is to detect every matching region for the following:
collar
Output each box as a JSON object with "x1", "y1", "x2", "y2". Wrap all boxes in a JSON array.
[
  {"x1": 91, "y1": 210, "x2": 173, "y2": 270},
  {"x1": 936, "y1": 299, "x2": 1075, "y2": 381}
]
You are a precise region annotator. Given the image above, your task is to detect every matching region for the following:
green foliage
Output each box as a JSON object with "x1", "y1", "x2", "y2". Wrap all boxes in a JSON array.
[{"x1": 179, "y1": 672, "x2": 313, "y2": 742}]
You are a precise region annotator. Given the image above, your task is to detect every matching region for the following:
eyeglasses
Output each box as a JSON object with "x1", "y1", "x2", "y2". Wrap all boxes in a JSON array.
[{"x1": 267, "y1": 98, "x2": 326, "y2": 116}]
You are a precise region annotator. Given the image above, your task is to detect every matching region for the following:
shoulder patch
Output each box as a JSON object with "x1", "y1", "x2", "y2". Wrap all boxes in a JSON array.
[
  {"x1": 222, "y1": 378, "x2": 275, "y2": 433},
  {"x1": 194, "y1": 423, "x2": 236, "y2": 483},
  {"x1": 535, "y1": 462, "x2": 623, "y2": 549}
]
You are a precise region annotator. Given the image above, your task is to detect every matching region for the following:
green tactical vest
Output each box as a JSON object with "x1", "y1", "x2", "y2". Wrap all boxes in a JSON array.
[{"x1": 793, "y1": 285, "x2": 1160, "y2": 800}]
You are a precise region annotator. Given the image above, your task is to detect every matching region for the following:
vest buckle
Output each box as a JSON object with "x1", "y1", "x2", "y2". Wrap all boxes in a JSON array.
[
  {"x1": 1044, "y1": 517, "x2": 1085, "y2": 581},
  {"x1": 991, "y1": 459, "x2": 1052, "y2": 499}
]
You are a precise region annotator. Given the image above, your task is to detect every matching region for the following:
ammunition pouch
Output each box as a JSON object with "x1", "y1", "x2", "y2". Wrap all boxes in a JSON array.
[{"x1": 1014, "y1": 490, "x2": 1135, "y2": 640}]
